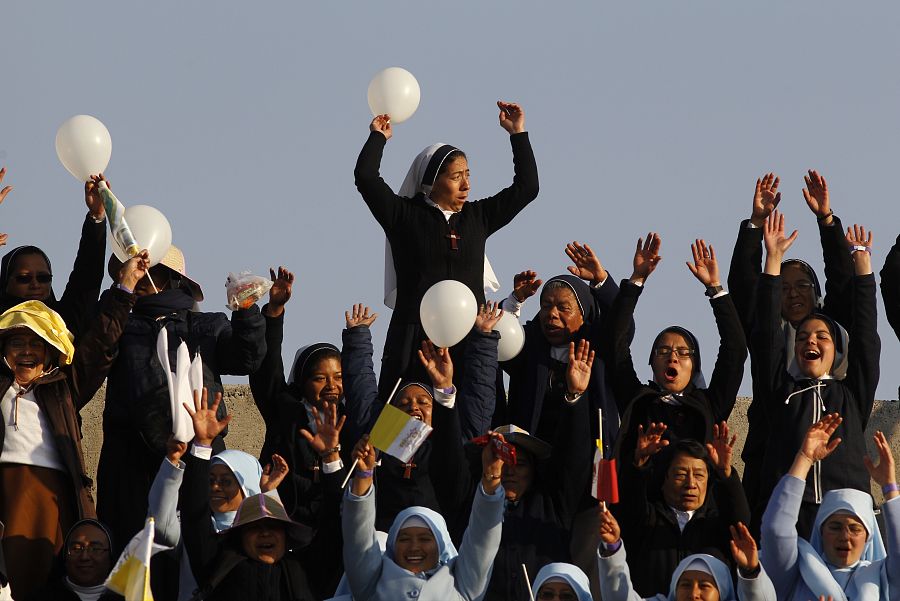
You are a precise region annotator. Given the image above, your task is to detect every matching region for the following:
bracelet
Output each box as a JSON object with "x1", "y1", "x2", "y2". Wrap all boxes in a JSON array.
[
  {"x1": 319, "y1": 445, "x2": 341, "y2": 457},
  {"x1": 356, "y1": 469, "x2": 374, "y2": 479},
  {"x1": 816, "y1": 210, "x2": 834, "y2": 223},
  {"x1": 882, "y1": 483, "x2": 899, "y2": 495},
  {"x1": 563, "y1": 390, "x2": 584, "y2": 404},
  {"x1": 850, "y1": 245, "x2": 871, "y2": 256},
  {"x1": 483, "y1": 472, "x2": 501, "y2": 481}
]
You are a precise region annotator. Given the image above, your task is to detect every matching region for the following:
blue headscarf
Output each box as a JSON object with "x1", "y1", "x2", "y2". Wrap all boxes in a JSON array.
[
  {"x1": 209, "y1": 450, "x2": 263, "y2": 532},
  {"x1": 386, "y1": 506, "x2": 457, "y2": 570},
  {"x1": 667, "y1": 554, "x2": 735, "y2": 601},
  {"x1": 797, "y1": 488, "x2": 888, "y2": 601},
  {"x1": 533, "y1": 563, "x2": 592, "y2": 601}
]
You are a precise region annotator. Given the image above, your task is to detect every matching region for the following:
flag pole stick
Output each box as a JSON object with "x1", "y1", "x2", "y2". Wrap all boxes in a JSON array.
[
  {"x1": 341, "y1": 378, "x2": 404, "y2": 490},
  {"x1": 521, "y1": 564, "x2": 536, "y2": 601}
]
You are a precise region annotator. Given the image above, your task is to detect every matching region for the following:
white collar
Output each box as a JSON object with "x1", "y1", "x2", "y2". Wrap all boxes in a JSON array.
[
  {"x1": 668, "y1": 506, "x2": 696, "y2": 532},
  {"x1": 424, "y1": 196, "x2": 457, "y2": 222}
]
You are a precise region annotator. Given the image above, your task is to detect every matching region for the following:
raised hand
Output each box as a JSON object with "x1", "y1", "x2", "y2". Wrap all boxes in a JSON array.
[
  {"x1": 686, "y1": 239, "x2": 720, "y2": 288},
  {"x1": 706, "y1": 421, "x2": 737, "y2": 477},
  {"x1": 370, "y1": 114, "x2": 392, "y2": 140},
  {"x1": 762, "y1": 210, "x2": 798, "y2": 265},
  {"x1": 803, "y1": 170, "x2": 831, "y2": 223},
  {"x1": 631, "y1": 233, "x2": 662, "y2": 284},
  {"x1": 183, "y1": 387, "x2": 232, "y2": 447},
  {"x1": 84, "y1": 174, "x2": 107, "y2": 220},
  {"x1": 299, "y1": 401, "x2": 347, "y2": 462},
  {"x1": 729, "y1": 522, "x2": 759, "y2": 573},
  {"x1": 513, "y1": 270, "x2": 542, "y2": 302},
  {"x1": 474, "y1": 301, "x2": 504, "y2": 333},
  {"x1": 117, "y1": 250, "x2": 150, "y2": 291},
  {"x1": 846, "y1": 224, "x2": 874, "y2": 276},
  {"x1": 260, "y1": 454, "x2": 290, "y2": 492},
  {"x1": 165, "y1": 434, "x2": 188, "y2": 465},
  {"x1": 566, "y1": 241, "x2": 608, "y2": 284},
  {"x1": 864, "y1": 431, "x2": 897, "y2": 495},
  {"x1": 750, "y1": 173, "x2": 781, "y2": 227},
  {"x1": 481, "y1": 431, "x2": 510, "y2": 495},
  {"x1": 497, "y1": 101, "x2": 525, "y2": 134},
  {"x1": 565, "y1": 339, "x2": 595, "y2": 396},
  {"x1": 265, "y1": 266, "x2": 295, "y2": 317},
  {"x1": 635, "y1": 422, "x2": 669, "y2": 467},
  {"x1": 598, "y1": 508, "x2": 622, "y2": 545},
  {"x1": 345, "y1": 303, "x2": 378, "y2": 329},
  {"x1": 350, "y1": 434, "x2": 378, "y2": 495},
  {"x1": 0, "y1": 167, "x2": 13, "y2": 206},
  {"x1": 800, "y1": 413, "x2": 843, "y2": 464},
  {"x1": 418, "y1": 340, "x2": 453, "y2": 389}
]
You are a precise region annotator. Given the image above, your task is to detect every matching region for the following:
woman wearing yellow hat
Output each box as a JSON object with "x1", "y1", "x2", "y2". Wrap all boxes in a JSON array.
[{"x1": 0, "y1": 252, "x2": 147, "y2": 600}]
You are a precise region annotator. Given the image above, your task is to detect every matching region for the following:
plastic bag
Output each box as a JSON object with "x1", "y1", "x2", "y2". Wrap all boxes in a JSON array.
[{"x1": 225, "y1": 271, "x2": 273, "y2": 310}]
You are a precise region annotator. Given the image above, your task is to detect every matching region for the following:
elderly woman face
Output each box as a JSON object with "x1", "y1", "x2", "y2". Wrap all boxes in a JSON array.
[
  {"x1": 394, "y1": 526, "x2": 439, "y2": 574},
  {"x1": 6, "y1": 253, "x2": 52, "y2": 301},
  {"x1": 821, "y1": 513, "x2": 867, "y2": 567},
  {"x1": 4, "y1": 331, "x2": 49, "y2": 386},
  {"x1": 208, "y1": 464, "x2": 244, "y2": 513},
  {"x1": 240, "y1": 520, "x2": 286, "y2": 564},
  {"x1": 539, "y1": 286, "x2": 584, "y2": 346},
  {"x1": 537, "y1": 581, "x2": 578, "y2": 600},
  {"x1": 65, "y1": 524, "x2": 112, "y2": 587}
]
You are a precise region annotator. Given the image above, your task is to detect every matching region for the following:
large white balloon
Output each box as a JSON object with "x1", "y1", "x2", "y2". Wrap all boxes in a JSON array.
[
  {"x1": 419, "y1": 280, "x2": 477, "y2": 348},
  {"x1": 495, "y1": 312, "x2": 525, "y2": 361},
  {"x1": 55, "y1": 115, "x2": 112, "y2": 181},
  {"x1": 367, "y1": 67, "x2": 421, "y2": 124},
  {"x1": 111, "y1": 205, "x2": 172, "y2": 267}
]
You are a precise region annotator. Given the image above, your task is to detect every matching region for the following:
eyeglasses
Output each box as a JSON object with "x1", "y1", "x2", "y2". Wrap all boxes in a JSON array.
[
  {"x1": 13, "y1": 273, "x2": 52, "y2": 284},
  {"x1": 782, "y1": 281, "x2": 814, "y2": 294},
  {"x1": 537, "y1": 591, "x2": 578, "y2": 601},
  {"x1": 653, "y1": 346, "x2": 694, "y2": 358},
  {"x1": 67, "y1": 544, "x2": 109, "y2": 557}
]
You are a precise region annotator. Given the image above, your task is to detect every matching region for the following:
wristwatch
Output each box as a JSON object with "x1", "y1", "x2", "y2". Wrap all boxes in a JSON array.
[{"x1": 704, "y1": 285, "x2": 724, "y2": 298}]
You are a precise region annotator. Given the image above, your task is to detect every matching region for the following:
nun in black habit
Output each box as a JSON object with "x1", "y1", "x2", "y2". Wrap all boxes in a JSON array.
[{"x1": 354, "y1": 101, "x2": 539, "y2": 399}]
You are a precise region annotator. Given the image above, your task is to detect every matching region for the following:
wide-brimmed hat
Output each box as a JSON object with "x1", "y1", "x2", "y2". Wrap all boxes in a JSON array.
[
  {"x1": 225, "y1": 493, "x2": 314, "y2": 547},
  {"x1": 0, "y1": 301, "x2": 74, "y2": 365},
  {"x1": 108, "y1": 244, "x2": 204, "y2": 301},
  {"x1": 465, "y1": 424, "x2": 552, "y2": 462}
]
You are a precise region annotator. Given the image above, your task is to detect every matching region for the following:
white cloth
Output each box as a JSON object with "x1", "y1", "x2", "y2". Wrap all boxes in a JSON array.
[
  {"x1": 65, "y1": 578, "x2": 106, "y2": 601},
  {"x1": 0, "y1": 382, "x2": 64, "y2": 471},
  {"x1": 383, "y1": 143, "x2": 500, "y2": 308},
  {"x1": 668, "y1": 505, "x2": 696, "y2": 532}
]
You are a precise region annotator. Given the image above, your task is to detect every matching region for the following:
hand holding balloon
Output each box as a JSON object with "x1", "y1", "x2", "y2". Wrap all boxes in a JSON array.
[
  {"x1": 370, "y1": 114, "x2": 392, "y2": 141},
  {"x1": 84, "y1": 174, "x2": 108, "y2": 221}
]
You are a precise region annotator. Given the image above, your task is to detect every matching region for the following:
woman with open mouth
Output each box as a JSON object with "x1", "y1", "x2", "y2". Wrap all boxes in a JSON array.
[
  {"x1": 761, "y1": 415, "x2": 898, "y2": 601},
  {"x1": 752, "y1": 213, "x2": 879, "y2": 538},
  {"x1": 604, "y1": 233, "x2": 746, "y2": 468}
]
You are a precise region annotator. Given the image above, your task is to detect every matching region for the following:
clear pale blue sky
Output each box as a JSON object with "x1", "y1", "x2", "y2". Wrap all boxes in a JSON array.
[{"x1": 3, "y1": 2, "x2": 899, "y2": 399}]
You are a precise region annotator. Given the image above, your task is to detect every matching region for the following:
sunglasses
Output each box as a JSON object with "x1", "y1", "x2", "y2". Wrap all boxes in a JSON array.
[{"x1": 13, "y1": 273, "x2": 52, "y2": 284}]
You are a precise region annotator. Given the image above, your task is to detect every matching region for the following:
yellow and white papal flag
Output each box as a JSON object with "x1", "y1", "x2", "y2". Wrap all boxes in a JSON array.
[
  {"x1": 105, "y1": 517, "x2": 163, "y2": 601},
  {"x1": 369, "y1": 402, "x2": 433, "y2": 463}
]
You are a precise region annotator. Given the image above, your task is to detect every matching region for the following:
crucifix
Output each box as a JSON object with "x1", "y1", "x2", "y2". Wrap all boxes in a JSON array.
[{"x1": 445, "y1": 229, "x2": 462, "y2": 250}]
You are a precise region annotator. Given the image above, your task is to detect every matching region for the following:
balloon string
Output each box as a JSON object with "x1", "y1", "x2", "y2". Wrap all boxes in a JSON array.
[{"x1": 146, "y1": 271, "x2": 159, "y2": 294}]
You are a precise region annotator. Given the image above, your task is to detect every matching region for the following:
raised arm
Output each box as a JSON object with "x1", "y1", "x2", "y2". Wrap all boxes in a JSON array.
[
  {"x1": 842, "y1": 225, "x2": 880, "y2": 426},
  {"x1": 343, "y1": 436, "x2": 386, "y2": 601},
  {"x1": 728, "y1": 173, "x2": 780, "y2": 337},
  {"x1": 864, "y1": 431, "x2": 900, "y2": 597},
  {"x1": 880, "y1": 235, "x2": 900, "y2": 340},
  {"x1": 687, "y1": 239, "x2": 748, "y2": 422},
  {"x1": 354, "y1": 115, "x2": 405, "y2": 231},
  {"x1": 603, "y1": 233, "x2": 662, "y2": 415},
  {"x1": 456, "y1": 303, "x2": 503, "y2": 440},
  {"x1": 761, "y1": 415, "x2": 842, "y2": 599},
  {"x1": 147, "y1": 437, "x2": 188, "y2": 547},
  {"x1": 476, "y1": 101, "x2": 539, "y2": 235},
  {"x1": 707, "y1": 422, "x2": 752, "y2": 528},
  {"x1": 214, "y1": 299, "x2": 267, "y2": 376},
  {"x1": 249, "y1": 266, "x2": 293, "y2": 425},
  {"x1": 596, "y1": 510, "x2": 646, "y2": 601},
  {"x1": 342, "y1": 304, "x2": 381, "y2": 432}
]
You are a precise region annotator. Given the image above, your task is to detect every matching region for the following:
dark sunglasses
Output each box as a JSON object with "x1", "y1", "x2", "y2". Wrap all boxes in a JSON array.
[{"x1": 13, "y1": 273, "x2": 52, "y2": 284}]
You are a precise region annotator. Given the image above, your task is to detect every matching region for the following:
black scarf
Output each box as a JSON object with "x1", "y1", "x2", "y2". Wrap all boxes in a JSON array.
[
  {"x1": 133, "y1": 288, "x2": 194, "y2": 318},
  {"x1": 0, "y1": 245, "x2": 58, "y2": 313}
]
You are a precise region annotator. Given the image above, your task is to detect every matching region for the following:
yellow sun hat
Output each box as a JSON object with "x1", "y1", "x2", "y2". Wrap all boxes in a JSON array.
[{"x1": 0, "y1": 301, "x2": 75, "y2": 365}]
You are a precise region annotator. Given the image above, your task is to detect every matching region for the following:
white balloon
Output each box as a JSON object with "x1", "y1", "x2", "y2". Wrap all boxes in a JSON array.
[
  {"x1": 496, "y1": 311, "x2": 526, "y2": 361},
  {"x1": 111, "y1": 205, "x2": 172, "y2": 267},
  {"x1": 367, "y1": 67, "x2": 421, "y2": 124},
  {"x1": 55, "y1": 115, "x2": 112, "y2": 181},
  {"x1": 419, "y1": 280, "x2": 477, "y2": 348}
]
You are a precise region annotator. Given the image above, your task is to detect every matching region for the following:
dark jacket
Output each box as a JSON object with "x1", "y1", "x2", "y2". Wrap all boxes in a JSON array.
[
  {"x1": 607, "y1": 280, "x2": 747, "y2": 464},
  {"x1": 26, "y1": 580, "x2": 123, "y2": 601},
  {"x1": 727, "y1": 216, "x2": 853, "y2": 505},
  {"x1": 502, "y1": 276, "x2": 624, "y2": 456},
  {"x1": 341, "y1": 324, "x2": 498, "y2": 533},
  {"x1": 613, "y1": 457, "x2": 751, "y2": 598},
  {"x1": 752, "y1": 272, "x2": 879, "y2": 535},
  {"x1": 879, "y1": 233, "x2": 900, "y2": 341},
  {"x1": 0, "y1": 215, "x2": 106, "y2": 343},
  {"x1": 180, "y1": 454, "x2": 316, "y2": 601},
  {"x1": 0, "y1": 287, "x2": 134, "y2": 520}
]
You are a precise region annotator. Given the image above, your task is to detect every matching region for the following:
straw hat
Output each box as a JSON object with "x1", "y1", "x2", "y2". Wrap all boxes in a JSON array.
[
  {"x1": 107, "y1": 243, "x2": 204, "y2": 301},
  {"x1": 0, "y1": 301, "x2": 75, "y2": 365}
]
